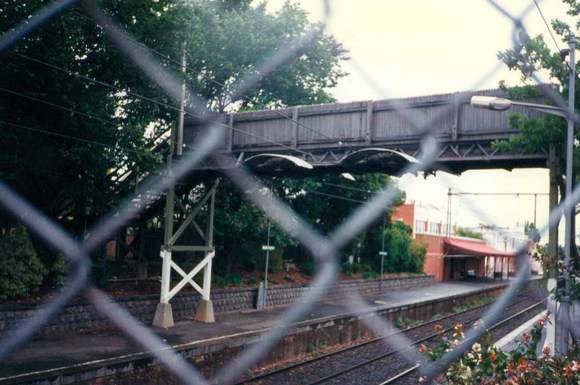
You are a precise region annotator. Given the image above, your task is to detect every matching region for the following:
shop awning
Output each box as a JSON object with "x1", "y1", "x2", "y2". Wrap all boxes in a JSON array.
[{"x1": 443, "y1": 238, "x2": 515, "y2": 258}]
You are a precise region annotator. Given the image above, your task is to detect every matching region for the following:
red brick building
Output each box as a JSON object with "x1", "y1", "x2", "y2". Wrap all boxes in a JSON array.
[{"x1": 392, "y1": 202, "x2": 515, "y2": 281}]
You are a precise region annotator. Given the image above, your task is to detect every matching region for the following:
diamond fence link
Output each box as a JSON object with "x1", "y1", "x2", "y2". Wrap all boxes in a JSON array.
[{"x1": 0, "y1": 0, "x2": 576, "y2": 384}]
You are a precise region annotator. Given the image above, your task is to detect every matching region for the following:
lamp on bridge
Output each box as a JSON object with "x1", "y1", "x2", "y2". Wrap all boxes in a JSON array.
[{"x1": 470, "y1": 95, "x2": 569, "y2": 117}]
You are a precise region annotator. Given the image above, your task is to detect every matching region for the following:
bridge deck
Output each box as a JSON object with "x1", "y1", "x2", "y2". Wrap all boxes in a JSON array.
[{"x1": 184, "y1": 87, "x2": 551, "y2": 175}]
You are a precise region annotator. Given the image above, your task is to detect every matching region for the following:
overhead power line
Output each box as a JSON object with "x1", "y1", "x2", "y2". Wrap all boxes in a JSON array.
[
  {"x1": 8, "y1": 57, "x2": 306, "y2": 155},
  {"x1": 72, "y1": 8, "x2": 339, "y2": 144},
  {"x1": 13, "y1": 53, "x2": 187, "y2": 115},
  {"x1": 450, "y1": 192, "x2": 549, "y2": 196},
  {"x1": 532, "y1": 0, "x2": 563, "y2": 53},
  {"x1": 0, "y1": 87, "x2": 118, "y2": 127},
  {"x1": 303, "y1": 189, "x2": 367, "y2": 204},
  {"x1": 321, "y1": 181, "x2": 374, "y2": 194},
  {"x1": 0, "y1": 119, "x2": 154, "y2": 156}
]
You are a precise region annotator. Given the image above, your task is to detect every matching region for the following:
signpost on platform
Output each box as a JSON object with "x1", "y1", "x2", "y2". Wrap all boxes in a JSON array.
[
  {"x1": 380, "y1": 214, "x2": 387, "y2": 291},
  {"x1": 379, "y1": 251, "x2": 387, "y2": 291},
  {"x1": 261, "y1": 191, "x2": 274, "y2": 309}
]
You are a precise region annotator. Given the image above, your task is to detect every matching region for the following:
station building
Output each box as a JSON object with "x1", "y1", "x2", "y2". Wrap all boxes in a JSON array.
[{"x1": 392, "y1": 202, "x2": 517, "y2": 281}]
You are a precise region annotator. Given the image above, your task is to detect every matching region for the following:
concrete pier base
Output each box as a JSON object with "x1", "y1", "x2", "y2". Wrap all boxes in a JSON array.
[
  {"x1": 153, "y1": 302, "x2": 174, "y2": 328},
  {"x1": 195, "y1": 299, "x2": 215, "y2": 323}
]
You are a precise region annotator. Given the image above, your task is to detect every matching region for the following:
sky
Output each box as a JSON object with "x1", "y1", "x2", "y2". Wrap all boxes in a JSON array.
[{"x1": 265, "y1": 0, "x2": 572, "y2": 239}]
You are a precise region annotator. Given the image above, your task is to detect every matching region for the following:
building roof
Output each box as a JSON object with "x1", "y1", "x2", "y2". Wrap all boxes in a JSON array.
[{"x1": 443, "y1": 238, "x2": 515, "y2": 258}]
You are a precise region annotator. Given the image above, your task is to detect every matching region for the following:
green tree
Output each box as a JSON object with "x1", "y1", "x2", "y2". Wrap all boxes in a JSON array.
[
  {"x1": 0, "y1": 227, "x2": 46, "y2": 300},
  {"x1": 0, "y1": 0, "x2": 346, "y2": 277},
  {"x1": 380, "y1": 221, "x2": 426, "y2": 273},
  {"x1": 455, "y1": 227, "x2": 484, "y2": 240},
  {"x1": 495, "y1": 0, "x2": 580, "y2": 268},
  {"x1": 213, "y1": 173, "x2": 406, "y2": 277}
]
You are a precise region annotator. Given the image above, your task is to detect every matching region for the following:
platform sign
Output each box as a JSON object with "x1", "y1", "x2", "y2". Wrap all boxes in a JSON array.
[{"x1": 262, "y1": 245, "x2": 275, "y2": 251}]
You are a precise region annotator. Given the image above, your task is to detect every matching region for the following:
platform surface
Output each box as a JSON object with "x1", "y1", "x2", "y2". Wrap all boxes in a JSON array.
[{"x1": 0, "y1": 279, "x2": 537, "y2": 379}]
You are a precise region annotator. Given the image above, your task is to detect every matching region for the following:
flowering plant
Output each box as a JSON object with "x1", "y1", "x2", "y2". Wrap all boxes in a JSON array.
[{"x1": 419, "y1": 313, "x2": 580, "y2": 384}]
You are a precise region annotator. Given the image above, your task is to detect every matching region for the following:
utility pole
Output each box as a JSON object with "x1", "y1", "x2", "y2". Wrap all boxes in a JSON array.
[
  {"x1": 446, "y1": 188, "x2": 452, "y2": 238},
  {"x1": 534, "y1": 193, "x2": 537, "y2": 226},
  {"x1": 556, "y1": 34, "x2": 575, "y2": 356}
]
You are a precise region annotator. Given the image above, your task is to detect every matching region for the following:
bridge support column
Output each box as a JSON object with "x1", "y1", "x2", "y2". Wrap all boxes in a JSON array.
[
  {"x1": 152, "y1": 180, "x2": 219, "y2": 328},
  {"x1": 153, "y1": 249, "x2": 175, "y2": 328},
  {"x1": 195, "y1": 184, "x2": 216, "y2": 323}
]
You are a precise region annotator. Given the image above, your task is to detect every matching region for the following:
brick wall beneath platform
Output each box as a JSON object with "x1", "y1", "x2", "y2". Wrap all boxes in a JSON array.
[{"x1": 0, "y1": 275, "x2": 433, "y2": 336}]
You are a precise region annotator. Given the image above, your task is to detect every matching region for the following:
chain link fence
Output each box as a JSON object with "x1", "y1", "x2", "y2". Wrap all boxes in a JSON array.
[{"x1": 0, "y1": 1, "x2": 578, "y2": 384}]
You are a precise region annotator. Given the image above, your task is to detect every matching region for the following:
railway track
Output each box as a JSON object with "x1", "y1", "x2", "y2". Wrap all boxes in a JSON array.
[
  {"x1": 378, "y1": 300, "x2": 545, "y2": 385},
  {"x1": 235, "y1": 294, "x2": 545, "y2": 385}
]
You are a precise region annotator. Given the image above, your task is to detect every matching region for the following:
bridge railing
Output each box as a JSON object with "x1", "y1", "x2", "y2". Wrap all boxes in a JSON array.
[{"x1": 184, "y1": 87, "x2": 549, "y2": 153}]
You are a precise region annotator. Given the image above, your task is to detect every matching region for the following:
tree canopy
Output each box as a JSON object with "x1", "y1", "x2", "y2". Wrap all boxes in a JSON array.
[
  {"x1": 455, "y1": 227, "x2": 484, "y2": 240},
  {"x1": 0, "y1": 0, "x2": 426, "y2": 294},
  {"x1": 495, "y1": 0, "x2": 580, "y2": 266},
  {"x1": 0, "y1": 0, "x2": 347, "y2": 233}
]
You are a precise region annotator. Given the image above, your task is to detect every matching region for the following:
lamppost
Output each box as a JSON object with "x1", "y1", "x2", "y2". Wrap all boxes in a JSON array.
[{"x1": 470, "y1": 35, "x2": 576, "y2": 355}]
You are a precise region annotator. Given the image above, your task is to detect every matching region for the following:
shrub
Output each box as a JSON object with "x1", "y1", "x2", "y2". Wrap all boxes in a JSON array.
[
  {"x1": 0, "y1": 227, "x2": 47, "y2": 300},
  {"x1": 211, "y1": 274, "x2": 226, "y2": 288},
  {"x1": 227, "y1": 274, "x2": 242, "y2": 287},
  {"x1": 49, "y1": 254, "x2": 70, "y2": 288},
  {"x1": 417, "y1": 313, "x2": 580, "y2": 384},
  {"x1": 362, "y1": 271, "x2": 379, "y2": 280},
  {"x1": 298, "y1": 258, "x2": 316, "y2": 276},
  {"x1": 343, "y1": 262, "x2": 374, "y2": 276},
  {"x1": 283, "y1": 274, "x2": 295, "y2": 282}
]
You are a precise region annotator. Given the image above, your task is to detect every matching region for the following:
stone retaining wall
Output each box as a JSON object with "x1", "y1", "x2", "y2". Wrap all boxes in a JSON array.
[{"x1": 0, "y1": 275, "x2": 433, "y2": 336}]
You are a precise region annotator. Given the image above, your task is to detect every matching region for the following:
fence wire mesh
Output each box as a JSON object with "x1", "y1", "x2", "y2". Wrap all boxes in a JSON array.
[{"x1": 0, "y1": 0, "x2": 578, "y2": 384}]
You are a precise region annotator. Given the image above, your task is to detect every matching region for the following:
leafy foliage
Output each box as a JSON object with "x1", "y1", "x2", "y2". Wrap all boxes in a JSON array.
[
  {"x1": 419, "y1": 313, "x2": 580, "y2": 384},
  {"x1": 0, "y1": 227, "x2": 46, "y2": 300},
  {"x1": 0, "y1": 0, "x2": 346, "y2": 226},
  {"x1": 211, "y1": 172, "x2": 424, "y2": 278},
  {"x1": 0, "y1": 0, "x2": 346, "y2": 282},
  {"x1": 381, "y1": 221, "x2": 426, "y2": 273},
  {"x1": 455, "y1": 227, "x2": 484, "y2": 240},
  {"x1": 495, "y1": 0, "x2": 580, "y2": 265},
  {"x1": 0, "y1": 0, "x2": 424, "y2": 292}
]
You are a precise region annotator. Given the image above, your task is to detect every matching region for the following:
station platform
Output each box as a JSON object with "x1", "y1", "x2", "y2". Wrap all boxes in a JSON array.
[{"x1": 0, "y1": 279, "x2": 542, "y2": 381}]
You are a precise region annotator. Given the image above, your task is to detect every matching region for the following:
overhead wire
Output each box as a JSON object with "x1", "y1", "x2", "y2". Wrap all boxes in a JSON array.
[
  {"x1": 532, "y1": 0, "x2": 564, "y2": 53},
  {"x1": 12, "y1": 52, "x2": 190, "y2": 116},
  {"x1": 6, "y1": 54, "x2": 307, "y2": 155},
  {"x1": 0, "y1": 87, "x2": 119, "y2": 127},
  {"x1": 451, "y1": 192, "x2": 549, "y2": 196},
  {"x1": 71, "y1": 7, "x2": 341, "y2": 145},
  {"x1": 3, "y1": 5, "x2": 350, "y2": 188},
  {"x1": 0, "y1": 119, "x2": 154, "y2": 156},
  {"x1": 531, "y1": 0, "x2": 573, "y2": 72},
  {"x1": 303, "y1": 189, "x2": 367, "y2": 204},
  {"x1": 320, "y1": 181, "x2": 374, "y2": 194}
]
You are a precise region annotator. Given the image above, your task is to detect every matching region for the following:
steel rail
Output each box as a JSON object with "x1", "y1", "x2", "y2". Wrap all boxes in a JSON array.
[
  {"x1": 302, "y1": 298, "x2": 545, "y2": 385},
  {"x1": 234, "y1": 293, "x2": 542, "y2": 385},
  {"x1": 378, "y1": 299, "x2": 547, "y2": 385}
]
